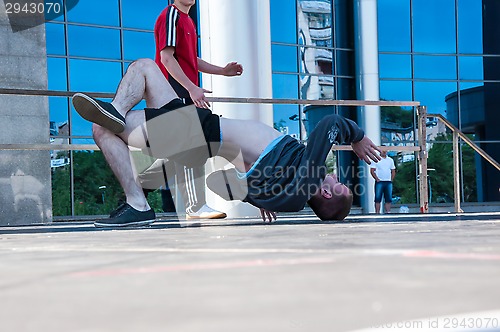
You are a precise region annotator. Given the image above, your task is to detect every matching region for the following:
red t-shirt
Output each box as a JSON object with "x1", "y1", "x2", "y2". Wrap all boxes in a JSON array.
[{"x1": 154, "y1": 5, "x2": 198, "y2": 98}]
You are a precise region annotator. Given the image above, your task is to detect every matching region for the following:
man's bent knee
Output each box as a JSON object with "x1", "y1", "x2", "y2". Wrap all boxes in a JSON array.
[
  {"x1": 92, "y1": 123, "x2": 113, "y2": 141},
  {"x1": 92, "y1": 123, "x2": 104, "y2": 139},
  {"x1": 128, "y1": 58, "x2": 157, "y2": 72}
]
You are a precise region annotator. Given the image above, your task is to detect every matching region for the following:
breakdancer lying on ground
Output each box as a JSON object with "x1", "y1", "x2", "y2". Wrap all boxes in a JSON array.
[{"x1": 72, "y1": 58, "x2": 381, "y2": 228}]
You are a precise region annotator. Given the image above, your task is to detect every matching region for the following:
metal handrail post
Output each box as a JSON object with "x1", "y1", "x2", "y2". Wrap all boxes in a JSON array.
[
  {"x1": 429, "y1": 113, "x2": 500, "y2": 171},
  {"x1": 453, "y1": 131, "x2": 464, "y2": 213},
  {"x1": 417, "y1": 106, "x2": 429, "y2": 213}
]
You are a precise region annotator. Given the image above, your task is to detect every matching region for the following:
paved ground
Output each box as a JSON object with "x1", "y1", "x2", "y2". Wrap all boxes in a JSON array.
[{"x1": 1, "y1": 212, "x2": 499, "y2": 332}]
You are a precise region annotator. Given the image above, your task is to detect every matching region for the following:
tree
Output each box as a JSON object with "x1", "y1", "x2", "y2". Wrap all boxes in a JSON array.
[
  {"x1": 392, "y1": 133, "x2": 478, "y2": 205},
  {"x1": 52, "y1": 164, "x2": 71, "y2": 216},
  {"x1": 381, "y1": 105, "x2": 413, "y2": 129},
  {"x1": 392, "y1": 157, "x2": 418, "y2": 204},
  {"x1": 52, "y1": 151, "x2": 165, "y2": 217},
  {"x1": 427, "y1": 133, "x2": 476, "y2": 203}
]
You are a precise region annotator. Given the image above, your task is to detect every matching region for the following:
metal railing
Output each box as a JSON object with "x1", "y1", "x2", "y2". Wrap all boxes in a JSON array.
[
  {"x1": 429, "y1": 113, "x2": 500, "y2": 213},
  {"x1": 1, "y1": 87, "x2": 430, "y2": 213}
]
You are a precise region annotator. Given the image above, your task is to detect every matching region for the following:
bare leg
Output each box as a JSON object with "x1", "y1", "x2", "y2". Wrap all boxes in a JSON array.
[
  {"x1": 93, "y1": 123, "x2": 149, "y2": 211},
  {"x1": 384, "y1": 202, "x2": 391, "y2": 213},
  {"x1": 110, "y1": 58, "x2": 178, "y2": 116},
  {"x1": 374, "y1": 202, "x2": 381, "y2": 214},
  {"x1": 92, "y1": 58, "x2": 181, "y2": 211}
]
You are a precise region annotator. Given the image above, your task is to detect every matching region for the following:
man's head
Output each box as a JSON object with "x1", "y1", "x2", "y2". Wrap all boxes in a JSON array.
[
  {"x1": 380, "y1": 145, "x2": 387, "y2": 158},
  {"x1": 174, "y1": 0, "x2": 196, "y2": 12},
  {"x1": 307, "y1": 174, "x2": 353, "y2": 221}
]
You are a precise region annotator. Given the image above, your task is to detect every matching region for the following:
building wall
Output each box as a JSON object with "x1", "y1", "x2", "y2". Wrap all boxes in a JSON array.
[
  {"x1": 270, "y1": 0, "x2": 361, "y2": 205},
  {"x1": 481, "y1": 0, "x2": 500, "y2": 201},
  {"x1": 38, "y1": 1, "x2": 500, "y2": 218},
  {"x1": 43, "y1": 0, "x2": 361, "y2": 216},
  {"x1": 0, "y1": 5, "x2": 51, "y2": 225},
  {"x1": 377, "y1": 0, "x2": 500, "y2": 203},
  {"x1": 45, "y1": 0, "x2": 165, "y2": 216}
]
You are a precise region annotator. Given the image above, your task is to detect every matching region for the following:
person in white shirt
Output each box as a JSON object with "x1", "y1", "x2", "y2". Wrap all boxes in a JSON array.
[{"x1": 370, "y1": 149, "x2": 396, "y2": 214}]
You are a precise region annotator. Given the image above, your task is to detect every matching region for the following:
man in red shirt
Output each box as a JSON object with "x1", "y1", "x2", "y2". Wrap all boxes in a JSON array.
[{"x1": 151, "y1": 0, "x2": 243, "y2": 218}]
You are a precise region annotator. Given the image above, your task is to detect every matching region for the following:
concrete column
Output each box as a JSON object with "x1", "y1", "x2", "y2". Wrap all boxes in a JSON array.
[
  {"x1": 199, "y1": 0, "x2": 273, "y2": 218},
  {"x1": 0, "y1": 4, "x2": 51, "y2": 225},
  {"x1": 354, "y1": 0, "x2": 381, "y2": 214}
]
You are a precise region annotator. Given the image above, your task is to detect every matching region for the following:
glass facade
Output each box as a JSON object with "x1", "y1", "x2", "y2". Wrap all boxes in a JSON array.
[
  {"x1": 270, "y1": 0, "x2": 358, "y2": 202},
  {"x1": 270, "y1": 0, "x2": 356, "y2": 140},
  {"x1": 378, "y1": 0, "x2": 500, "y2": 203},
  {"x1": 46, "y1": 0, "x2": 166, "y2": 216},
  {"x1": 45, "y1": 0, "x2": 499, "y2": 216}
]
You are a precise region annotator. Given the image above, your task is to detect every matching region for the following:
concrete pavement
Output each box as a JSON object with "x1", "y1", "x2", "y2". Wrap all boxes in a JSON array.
[{"x1": 1, "y1": 212, "x2": 499, "y2": 332}]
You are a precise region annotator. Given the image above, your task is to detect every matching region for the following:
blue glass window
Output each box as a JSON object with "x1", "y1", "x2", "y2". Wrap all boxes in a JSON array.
[
  {"x1": 459, "y1": 56, "x2": 484, "y2": 80},
  {"x1": 273, "y1": 104, "x2": 301, "y2": 137},
  {"x1": 336, "y1": 78, "x2": 356, "y2": 100},
  {"x1": 273, "y1": 73, "x2": 298, "y2": 99},
  {"x1": 414, "y1": 81, "x2": 458, "y2": 115},
  {"x1": 336, "y1": 50, "x2": 354, "y2": 77},
  {"x1": 47, "y1": 57, "x2": 67, "y2": 90},
  {"x1": 272, "y1": 45, "x2": 298, "y2": 73},
  {"x1": 270, "y1": 0, "x2": 297, "y2": 44},
  {"x1": 67, "y1": 26, "x2": 121, "y2": 59},
  {"x1": 272, "y1": 73, "x2": 299, "y2": 137},
  {"x1": 71, "y1": 98, "x2": 112, "y2": 137},
  {"x1": 379, "y1": 54, "x2": 412, "y2": 79},
  {"x1": 458, "y1": 82, "x2": 485, "y2": 130},
  {"x1": 377, "y1": 0, "x2": 410, "y2": 52},
  {"x1": 298, "y1": 0, "x2": 332, "y2": 49},
  {"x1": 67, "y1": 0, "x2": 119, "y2": 26},
  {"x1": 458, "y1": 0, "x2": 483, "y2": 54},
  {"x1": 69, "y1": 59, "x2": 122, "y2": 93},
  {"x1": 483, "y1": 57, "x2": 500, "y2": 81},
  {"x1": 380, "y1": 80, "x2": 413, "y2": 102},
  {"x1": 49, "y1": 97, "x2": 69, "y2": 126},
  {"x1": 335, "y1": 0, "x2": 354, "y2": 49},
  {"x1": 413, "y1": 0, "x2": 456, "y2": 54},
  {"x1": 123, "y1": 31, "x2": 155, "y2": 61},
  {"x1": 414, "y1": 56, "x2": 457, "y2": 80},
  {"x1": 69, "y1": 116, "x2": 91, "y2": 137},
  {"x1": 123, "y1": 61, "x2": 132, "y2": 74},
  {"x1": 380, "y1": 80, "x2": 413, "y2": 112},
  {"x1": 122, "y1": 0, "x2": 166, "y2": 30},
  {"x1": 298, "y1": 46, "x2": 332, "y2": 75},
  {"x1": 460, "y1": 82, "x2": 484, "y2": 90},
  {"x1": 45, "y1": 23, "x2": 66, "y2": 55}
]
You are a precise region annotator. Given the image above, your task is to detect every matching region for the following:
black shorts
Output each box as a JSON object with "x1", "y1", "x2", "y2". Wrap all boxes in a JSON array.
[{"x1": 144, "y1": 98, "x2": 221, "y2": 167}]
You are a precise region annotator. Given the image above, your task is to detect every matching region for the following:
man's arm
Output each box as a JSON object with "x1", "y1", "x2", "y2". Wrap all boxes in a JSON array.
[
  {"x1": 370, "y1": 168, "x2": 380, "y2": 182},
  {"x1": 160, "y1": 48, "x2": 211, "y2": 109},
  {"x1": 352, "y1": 136, "x2": 381, "y2": 164},
  {"x1": 333, "y1": 116, "x2": 380, "y2": 164},
  {"x1": 198, "y1": 58, "x2": 243, "y2": 76},
  {"x1": 391, "y1": 169, "x2": 396, "y2": 181}
]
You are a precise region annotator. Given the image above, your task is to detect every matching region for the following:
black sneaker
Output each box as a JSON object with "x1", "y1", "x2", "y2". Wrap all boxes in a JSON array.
[
  {"x1": 72, "y1": 93, "x2": 126, "y2": 134},
  {"x1": 94, "y1": 203, "x2": 156, "y2": 228}
]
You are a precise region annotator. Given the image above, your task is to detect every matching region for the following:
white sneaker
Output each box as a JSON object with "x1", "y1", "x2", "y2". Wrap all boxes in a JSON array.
[{"x1": 186, "y1": 204, "x2": 227, "y2": 220}]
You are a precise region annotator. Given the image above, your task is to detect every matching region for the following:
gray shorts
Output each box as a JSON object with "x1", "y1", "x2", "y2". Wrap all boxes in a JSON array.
[{"x1": 144, "y1": 98, "x2": 221, "y2": 167}]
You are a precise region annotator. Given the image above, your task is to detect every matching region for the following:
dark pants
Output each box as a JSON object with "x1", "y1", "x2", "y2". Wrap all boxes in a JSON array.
[
  {"x1": 163, "y1": 97, "x2": 205, "y2": 213},
  {"x1": 143, "y1": 98, "x2": 220, "y2": 213},
  {"x1": 170, "y1": 162, "x2": 206, "y2": 213},
  {"x1": 374, "y1": 181, "x2": 393, "y2": 203},
  {"x1": 138, "y1": 158, "x2": 206, "y2": 213}
]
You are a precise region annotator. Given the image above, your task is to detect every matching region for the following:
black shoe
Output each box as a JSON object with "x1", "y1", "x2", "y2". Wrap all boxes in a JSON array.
[
  {"x1": 72, "y1": 93, "x2": 126, "y2": 134},
  {"x1": 94, "y1": 203, "x2": 156, "y2": 228}
]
